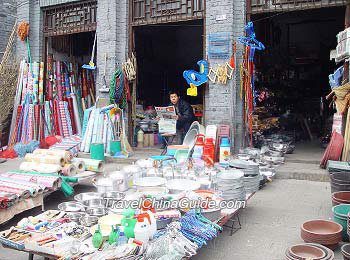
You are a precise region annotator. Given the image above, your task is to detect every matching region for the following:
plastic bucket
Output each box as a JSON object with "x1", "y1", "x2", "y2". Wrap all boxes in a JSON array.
[
  {"x1": 331, "y1": 173, "x2": 350, "y2": 193},
  {"x1": 332, "y1": 204, "x2": 350, "y2": 241},
  {"x1": 110, "y1": 140, "x2": 121, "y2": 156},
  {"x1": 90, "y1": 143, "x2": 105, "y2": 160}
]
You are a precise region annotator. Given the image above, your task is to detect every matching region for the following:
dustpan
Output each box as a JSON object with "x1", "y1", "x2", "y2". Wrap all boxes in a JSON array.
[{"x1": 82, "y1": 33, "x2": 97, "y2": 70}]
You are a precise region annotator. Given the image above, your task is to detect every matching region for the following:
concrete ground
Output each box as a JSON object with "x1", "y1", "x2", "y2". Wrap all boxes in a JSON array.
[{"x1": 0, "y1": 141, "x2": 342, "y2": 260}]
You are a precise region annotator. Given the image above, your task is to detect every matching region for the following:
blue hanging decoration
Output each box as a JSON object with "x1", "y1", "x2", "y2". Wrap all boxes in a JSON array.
[
  {"x1": 238, "y1": 22, "x2": 265, "y2": 51},
  {"x1": 183, "y1": 60, "x2": 209, "y2": 96}
]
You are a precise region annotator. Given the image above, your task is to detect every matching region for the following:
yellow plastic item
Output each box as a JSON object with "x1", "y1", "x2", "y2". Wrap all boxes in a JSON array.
[{"x1": 187, "y1": 83, "x2": 197, "y2": 96}]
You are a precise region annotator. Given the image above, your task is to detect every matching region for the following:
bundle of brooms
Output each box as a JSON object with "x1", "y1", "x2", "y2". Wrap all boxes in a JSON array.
[{"x1": 0, "y1": 21, "x2": 19, "y2": 146}]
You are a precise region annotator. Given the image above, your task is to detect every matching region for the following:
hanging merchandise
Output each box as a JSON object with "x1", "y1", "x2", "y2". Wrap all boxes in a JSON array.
[
  {"x1": 183, "y1": 60, "x2": 208, "y2": 96},
  {"x1": 109, "y1": 69, "x2": 131, "y2": 109},
  {"x1": 239, "y1": 22, "x2": 265, "y2": 146}
]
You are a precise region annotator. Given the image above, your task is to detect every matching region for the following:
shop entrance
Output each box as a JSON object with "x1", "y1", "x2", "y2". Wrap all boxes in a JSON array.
[
  {"x1": 252, "y1": 7, "x2": 344, "y2": 142},
  {"x1": 134, "y1": 20, "x2": 204, "y2": 109}
]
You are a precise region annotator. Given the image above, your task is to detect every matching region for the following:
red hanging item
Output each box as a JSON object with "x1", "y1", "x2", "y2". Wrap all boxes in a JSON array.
[{"x1": 67, "y1": 97, "x2": 77, "y2": 134}]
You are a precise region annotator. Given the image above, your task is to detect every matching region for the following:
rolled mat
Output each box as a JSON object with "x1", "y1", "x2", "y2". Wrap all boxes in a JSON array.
[
  {"x1": 33, "y1": 149, "x2": 73, "y2": 162},
  {"x1": 0, "y1": 180, "x2": 39, "y2": 197},
  {"x1": 72, "y1": 160, "x2": 85, "y2": 173},
  {"x1": 19, "y1": 161, "x2": 62, "y2": 174},
  {"x1": 3, "y1": 172, "x2": 61, "y2": 191},
  {"x1": 0, "y1": 176, "x2": 46, "y2": 193},
  {"x1": 67, "y1": 97, "x2": 77, "y2": 134},
  {"x1": 25, "y1": 153, "x2": 65, "y2": 167},
  {"x1": 62, "y1": 163, "x2": 77, "y2": 176},
  {"x1": 71, "y1": 94, "x2": 82, "y2": 134},
  {"x1": 90, "y1": 143, "x2": 105, "y2": 160},
  {"x1": 72, "y1": 158, "x2": 104, "y2": 172}
]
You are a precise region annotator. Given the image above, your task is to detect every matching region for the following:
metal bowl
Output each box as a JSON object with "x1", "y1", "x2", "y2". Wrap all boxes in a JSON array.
[
  {"x1": 74, "y1": 192, "x2": 103, "y2": 203},
  {"x1": 79, "y1": 215, "x2": 99, "y2": 227},
  {"x1": 86, "y1": 207, "x2": 108, "y2": 216},
  {"x1": 66, "y1": 212, "x2": 87, "y2": 223},
  {"x1": 102, "y1": 192, "x2": 125, "y2": 207},
  {"x1": 58, "y1": 202, "x2": 85, "y2": 212},
  {"x1": 82, "y1": 199, "x2": 106, "y2": 208},
  {"x1": 166, "y1": 179, "x2": 200, "y2": 194}
]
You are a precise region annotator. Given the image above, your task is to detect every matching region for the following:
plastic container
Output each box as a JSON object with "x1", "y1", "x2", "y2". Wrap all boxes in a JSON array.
[
  {"x1": 203, "y1": 138, "x2": 215, "y2": 165},
  {"x1": 118, "y1": 226, "x2": 128, "y2": 245},
  {"x1": 90, "y1": 143, "x2": 105, "y2": 160},
  {"x1": 141, "y1": 200, "x2": 157, "y2": 239},
  {"x1": 192, "y1": 134, "x2": 205, "y2": 159},
  {"x1": 110, "y1": 140, "x2": 121, "y2": 156},
  {"x1": 134, "y1": 213, "x2": 151, "y2": 243},
  {"x1": 219, "y1": 138, "x2": 231, "y2": 166},
  {"x1": 137, "y1": 129, "x2": 144, "y2": 148},
  {"x1": 332, "y1": 204, "x2": 350, "y2": 241}
]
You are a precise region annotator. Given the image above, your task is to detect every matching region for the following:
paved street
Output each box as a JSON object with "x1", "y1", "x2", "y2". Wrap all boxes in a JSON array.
[{"x1": 0, "y1": 144, "x2": 342, "y2": 260}]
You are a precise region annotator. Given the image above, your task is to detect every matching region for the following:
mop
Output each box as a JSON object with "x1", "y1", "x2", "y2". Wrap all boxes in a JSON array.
[
  {"x1": 99, "y1": 53, "x2": 110, "y2": 93},
  {"x1": 82, "y1": 33, "x2": 97, "y2": 70}
]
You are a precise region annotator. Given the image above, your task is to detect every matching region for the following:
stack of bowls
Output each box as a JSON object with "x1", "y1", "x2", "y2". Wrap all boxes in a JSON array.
[
  {"x1": 332, "y1": 191, "x2": 350, "y2": 206},
  {"x1": 332, "y1": 204, "x2": 350, "y2": 241},
  {"x1": 230, "y1": 159, "x2": 260, "y2": 194},
  {"x1": 300, "y1": 220, "x2": 343, "y2": 249},
  {"x1": 216, "y1": 169, "x2": 246, "y2": 201},
  {"x1": 285, "y1": 243, "x2": 334, "y2": 260},
  {"x1": 330, "y1": 172, "x2": 350, "y2": 193},
  {"x1": 342, "y1": 244, "x2": 350, "y2": 260}
]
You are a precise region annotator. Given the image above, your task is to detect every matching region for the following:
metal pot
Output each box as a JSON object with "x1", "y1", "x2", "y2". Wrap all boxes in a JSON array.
[
  {"x1": 110, "y1": 171, "x2": 129, "y2": 192},
  {"x1": 93, "y1": 177, "x2": 114, "y2": 193}
]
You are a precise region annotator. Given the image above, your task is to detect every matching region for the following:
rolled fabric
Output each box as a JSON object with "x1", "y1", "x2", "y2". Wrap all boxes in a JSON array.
[
  {"x1": 24, "y1": 153, "x2": 65, "y2": 167},
  {"x1": 62, "y1": 163, "x2": 77, "y2": 176},
  {"x1": 3, "y1": 172, "x2": 60, "y2": 190},
  {"x1": 0, "y1": 176, "x2": 46, "y2": 192},
  {"x1": 0, "y1": 185, "x2": 30, "y2": 199},
  {"x1": 33, "y1": 149, "x2": 73, "y2": 162},
  {"x1": 72, "y1": 160, "x2": 85, "y2": 173},
  {"x1": 19, "y1": 161, "x2": 62, "y2": 173},
  {"x1": 67, "y1": 97, "x2": 77, "y2": 134},
  {"x1": 72, "y1": 158, "x2": 104, "y2": 172},
  {"x1": 71, "y1": 94, "x2": 81, "y2": 134},
  {"x1": 0, "y1": 180, "x2": 39, "y2": 197}
]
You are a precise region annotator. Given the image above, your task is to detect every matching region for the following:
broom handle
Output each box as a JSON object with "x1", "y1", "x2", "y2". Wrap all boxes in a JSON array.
[{"x1": 90, "y1": 33, "x2": 97, "y2": 64}]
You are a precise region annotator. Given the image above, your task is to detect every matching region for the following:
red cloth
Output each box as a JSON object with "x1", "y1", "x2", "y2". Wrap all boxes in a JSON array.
[
  {"x1": 67, "y1": 97, "x2": 76, "y2": 134},
  {"x1": 0, "y1": 149, "x2": 18, "y2": 158}
]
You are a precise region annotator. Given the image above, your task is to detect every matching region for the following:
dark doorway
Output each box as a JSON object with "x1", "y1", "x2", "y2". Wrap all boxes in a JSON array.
[{"x1": 134, "y1": 20, "x2": 204, "y2": 107}]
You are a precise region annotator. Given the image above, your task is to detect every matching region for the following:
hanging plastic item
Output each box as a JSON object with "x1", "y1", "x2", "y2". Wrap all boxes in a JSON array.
[
  {"x1": 183, "y1": 60, "x2": 208, "y2": 96},
  {"x1": 238, "y1": 22, "x2": 265, "y2": 50}
]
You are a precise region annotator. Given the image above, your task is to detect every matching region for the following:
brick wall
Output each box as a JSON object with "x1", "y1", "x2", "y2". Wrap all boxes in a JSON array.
[
  {"x1": 16, "y1": 0, "x2": 43, "y2": 62},
  {"x1": 0, "y1": 0, "x2": 16, "y2": 61},
  {"x1": 205, "y1": 0, "x2": 246, "y2": 151}
]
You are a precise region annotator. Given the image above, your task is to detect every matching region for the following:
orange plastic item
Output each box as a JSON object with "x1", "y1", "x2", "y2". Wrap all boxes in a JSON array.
[
  {"x1": 141, "y1": 200, "x2": 155, "y2": 213},
  {"x1": 202, "y1": 138, "x2": 215, "y2": 166},
  {"x1": 134, "y1": 213, "x2": 151, "y2": 224}
]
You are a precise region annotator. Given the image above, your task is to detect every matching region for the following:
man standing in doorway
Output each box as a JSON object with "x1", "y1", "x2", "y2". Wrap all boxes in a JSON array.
[{"x1": 168, "y1": 90, "x2": 196, "y2": 144}]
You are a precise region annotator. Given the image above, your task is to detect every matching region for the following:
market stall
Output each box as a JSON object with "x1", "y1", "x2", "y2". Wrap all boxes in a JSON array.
[{"x1": 0, "y1": 118, "x2": 295, "y2": 259}]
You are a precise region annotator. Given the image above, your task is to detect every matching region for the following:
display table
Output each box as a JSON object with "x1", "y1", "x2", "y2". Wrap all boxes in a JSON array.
[
  {"x1": 0, "y1": 195, "x2": 44, "y2": 225},
  {"x1": 0, "y1": 192, "x2": 256, "y2": 260}
]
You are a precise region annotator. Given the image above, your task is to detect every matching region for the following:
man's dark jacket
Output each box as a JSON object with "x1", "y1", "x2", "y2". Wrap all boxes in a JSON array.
[{"x1": 169, "y1": 99, "x2": 196, "y2": 134}]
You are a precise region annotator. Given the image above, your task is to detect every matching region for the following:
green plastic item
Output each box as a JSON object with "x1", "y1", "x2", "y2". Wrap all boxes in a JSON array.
[
  {"x1": 92, "y1": 224, "x2": 104, "y2": 248},
  {"x1": 108, "y1": 225, "x2": 119, "y2": 245},
  {"x1": 332, "y1": 204, "x2": 350, "y2": 241},
  {"x1": 110, "y1": 140, "x2": 121, "y2": 156},
  {"x1": 195, "y1": 208, "x2": 223, "y2": 231},
  {"x1": 121, "y1": 208, "x2": 137, "y2": 239},
  {"x1": 90, "y1": 143, "x2": 105, "y2": 160}
]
